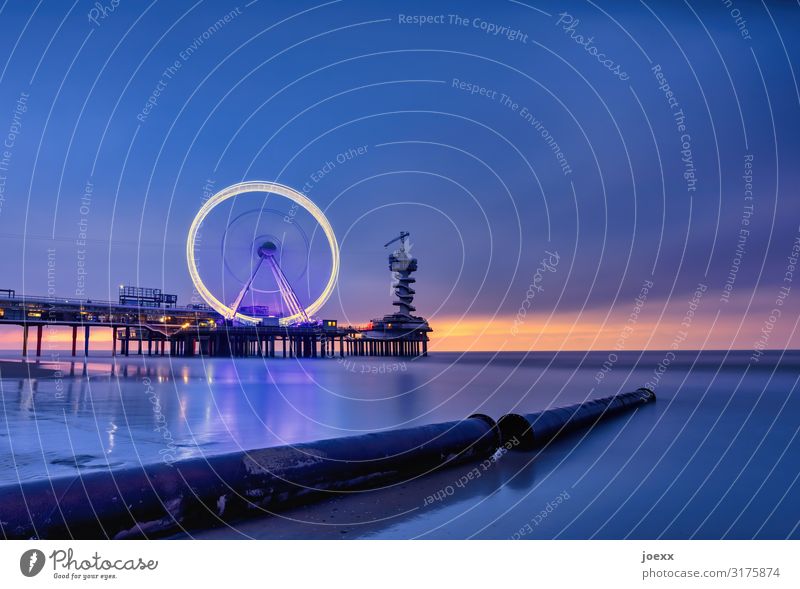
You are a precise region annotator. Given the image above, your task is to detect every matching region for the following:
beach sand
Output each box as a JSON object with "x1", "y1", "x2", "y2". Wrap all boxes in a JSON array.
[{"x1": 0, "y1": 359, "x2": 60, "y2": 379}]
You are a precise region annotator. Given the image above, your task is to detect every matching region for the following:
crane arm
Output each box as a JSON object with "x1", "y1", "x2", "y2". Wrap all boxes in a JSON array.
[{"x1": 384, "y1": 231, "x2": 409, "y2": 248}]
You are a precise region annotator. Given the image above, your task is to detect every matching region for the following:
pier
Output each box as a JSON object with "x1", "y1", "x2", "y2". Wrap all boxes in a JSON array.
[
  {"x1": 0, "y1": 290, "x2": 429, "y2": 359},
  {"x1": 0, "y1": 229, "x2": 433, "y2": 359}
]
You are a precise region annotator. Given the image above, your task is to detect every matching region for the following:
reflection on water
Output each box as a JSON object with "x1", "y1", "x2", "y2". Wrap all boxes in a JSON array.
[{"x1": 1, "y1": 350, "x2": 799, "y2": 538}]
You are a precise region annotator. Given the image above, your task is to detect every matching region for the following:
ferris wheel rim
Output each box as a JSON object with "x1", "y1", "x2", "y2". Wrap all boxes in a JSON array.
[{"x1": 186, "y1": 181, "x2": 340, "y2": 325}]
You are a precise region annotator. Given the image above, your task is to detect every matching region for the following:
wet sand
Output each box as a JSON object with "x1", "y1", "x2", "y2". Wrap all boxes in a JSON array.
[{"x1": 0, "y1": 359, "x2": 60, "y2": 379}]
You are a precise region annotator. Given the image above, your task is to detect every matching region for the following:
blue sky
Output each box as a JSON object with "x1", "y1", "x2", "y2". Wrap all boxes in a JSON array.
[{"x1": 0, "y1": 0, "x2": 798, "y2": 350}]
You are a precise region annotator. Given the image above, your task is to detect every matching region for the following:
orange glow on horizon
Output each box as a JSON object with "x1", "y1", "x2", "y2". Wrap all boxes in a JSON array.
[
  {"x1": 0, "y1": 307, "x2": 796, "y2": 353},
  {"x1": 427, "y1": 310, "x2": 800, "y2": 352},
  {"x1": 0, "y1": 326, "x2": 115, "y2": 351}
]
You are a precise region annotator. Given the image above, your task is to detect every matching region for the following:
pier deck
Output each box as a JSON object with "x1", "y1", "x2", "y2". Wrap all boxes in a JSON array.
[{"x1": 0, "y1": 292, "x2": 428, "y2": 358}]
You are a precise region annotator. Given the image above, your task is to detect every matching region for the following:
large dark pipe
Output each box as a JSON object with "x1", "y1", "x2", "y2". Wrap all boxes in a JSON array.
[
  {"x1": 497, "y1": 387, "x2": 656, "y2": 450},
  {"x1": 0, "y1": 415, "x2": 497, "y2": 540}
]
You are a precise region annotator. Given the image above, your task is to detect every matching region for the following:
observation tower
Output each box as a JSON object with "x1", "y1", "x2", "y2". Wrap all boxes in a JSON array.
[{"x1": 359, "y1": 231, "x2": 432, "y2": 354}]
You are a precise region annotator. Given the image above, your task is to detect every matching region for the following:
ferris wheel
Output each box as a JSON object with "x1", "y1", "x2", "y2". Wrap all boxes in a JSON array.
[{"x1": 186, "y1": 181, "x2": 339, "y2": 326}]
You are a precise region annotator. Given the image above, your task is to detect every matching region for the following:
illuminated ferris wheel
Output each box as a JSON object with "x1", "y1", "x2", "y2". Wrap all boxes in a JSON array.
[{"x1": 186, "y1": 181, "x2": 339, "y2": 326}]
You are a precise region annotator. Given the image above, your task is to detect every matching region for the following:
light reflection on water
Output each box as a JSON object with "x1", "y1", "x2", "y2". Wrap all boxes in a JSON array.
[{"x1": 1, "y1": 350, "x2": 799, "y2": 538}]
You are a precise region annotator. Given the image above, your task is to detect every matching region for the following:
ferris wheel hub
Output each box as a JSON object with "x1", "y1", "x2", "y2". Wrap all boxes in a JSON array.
[{"x1": 257, "y1": 241, "x2": 278, "y2": 257}]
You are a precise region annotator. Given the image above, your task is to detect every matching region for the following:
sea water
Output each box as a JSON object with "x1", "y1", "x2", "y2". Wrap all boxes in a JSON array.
[{"x1": 1, "y1": 350, "x2": 797, "y2": 539}]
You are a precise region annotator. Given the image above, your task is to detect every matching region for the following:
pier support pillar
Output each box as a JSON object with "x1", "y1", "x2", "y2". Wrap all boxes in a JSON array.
[
  {"x1": 22, "y1": 325, "x2": 28, "y2": 357},
  {"x1": 84, "y1": 325, "x2": 90, "y2": 357},
  {"x1": 72, "y1": 326, "x2": 78, "y2": 357},
  {"x1": 124, "y1": 327, "x2": 130, "y2": 356},
  {"x1": 112, "y1": 328, "x2": 117, "y2": 356},
  {"x1": 422, "y1": 339, "x2": 427, "y2": 356},
  {"x1": 35, "y1": 325, "x2": 43, "y2": 357}
]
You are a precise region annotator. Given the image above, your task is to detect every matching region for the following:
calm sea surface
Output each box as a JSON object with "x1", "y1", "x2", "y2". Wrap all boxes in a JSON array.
[{"x1": 1, "y1": 350, "x2": 798, "y2": 539}]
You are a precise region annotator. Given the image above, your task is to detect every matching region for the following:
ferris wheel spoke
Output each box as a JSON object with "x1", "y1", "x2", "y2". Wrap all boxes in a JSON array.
[
  {"x1": 266, "y1": 254, "x2": 309, "y2": 323},
  {"x1": 228, "y1": 256, "x2": 265, "y2": 319}
]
